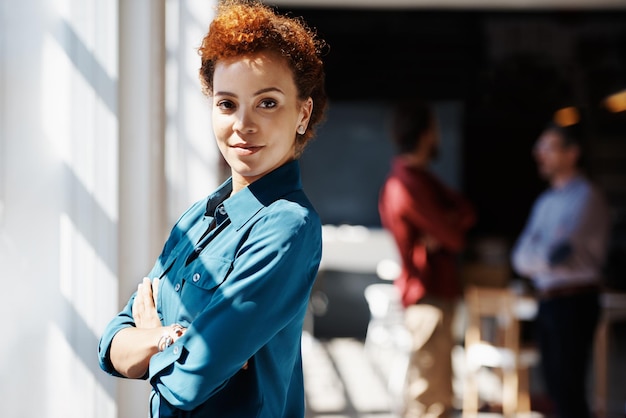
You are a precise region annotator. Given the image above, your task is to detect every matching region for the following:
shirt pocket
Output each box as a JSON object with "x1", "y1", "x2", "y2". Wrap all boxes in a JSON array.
[{"x1": 177, "y1": 256, "x2": 233, "y2": 322}]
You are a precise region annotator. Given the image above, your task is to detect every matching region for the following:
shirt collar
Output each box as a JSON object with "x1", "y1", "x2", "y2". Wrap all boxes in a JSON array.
[
  {"x1": 392, "y1": 155, "x2": 427, "y2": 173},
  {"x1": 553, "y1": 173, "x2": 584, "y2": 192},
  {"x1": 204, "y1": 160, "x2": 303, "y2": 230}
]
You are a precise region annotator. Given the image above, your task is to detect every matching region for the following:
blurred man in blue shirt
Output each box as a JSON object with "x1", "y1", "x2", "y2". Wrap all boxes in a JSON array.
[{"x1": 512, "y1": 119, "x2": 610, "y2": 418}]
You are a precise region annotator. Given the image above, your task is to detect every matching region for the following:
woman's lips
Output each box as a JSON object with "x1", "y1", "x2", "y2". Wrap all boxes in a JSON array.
[{"x1": 231, "y1": 143, "x2": 263, "y2": 155}]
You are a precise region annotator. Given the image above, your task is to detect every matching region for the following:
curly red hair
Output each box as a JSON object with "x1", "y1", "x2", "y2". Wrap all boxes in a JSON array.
[{"x1": 198, "y1": 0, "x2": 327, "y2": 154}]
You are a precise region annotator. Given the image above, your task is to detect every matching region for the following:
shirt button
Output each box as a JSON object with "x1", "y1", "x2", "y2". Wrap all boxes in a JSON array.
[
  {"x1": 174, "y1": 283, "x2": 181, "y2": 292},
  {"x1": 192, "y1": 273, "x2": 200, "y2": 282},
  {"x1": 218, "y1": 205, "x2": 226, "y2": 215},
  {"x1": 173, "y1": 346, "x2": 179, "y2": 355}
]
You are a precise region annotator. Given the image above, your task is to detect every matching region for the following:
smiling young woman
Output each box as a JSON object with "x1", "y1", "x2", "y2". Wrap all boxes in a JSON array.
[
  {"x1": 211, "y1": 50, "x2": 314, "y2": 191},
  {"x1": 98, "y1": 1, "x2": 328, "y2": 417}
]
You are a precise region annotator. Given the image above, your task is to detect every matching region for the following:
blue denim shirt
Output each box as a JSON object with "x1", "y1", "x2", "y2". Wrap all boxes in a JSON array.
[{"x1": 98, "y1": 161, "x2": 322, "y2": 417}]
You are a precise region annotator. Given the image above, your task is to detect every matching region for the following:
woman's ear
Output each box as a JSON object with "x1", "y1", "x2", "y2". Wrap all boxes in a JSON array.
[{"x1": 298, "y1": 97, "x2": 313, "y2": 131}]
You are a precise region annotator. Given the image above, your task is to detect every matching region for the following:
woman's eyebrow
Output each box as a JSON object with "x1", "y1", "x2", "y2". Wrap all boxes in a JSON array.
[
  {"x1": 254, "y1": 87, "x2": 284, "y2": 96},
  {"x1": 214, "y1": 90, "x2": 236, "y2": 97},
  {"x1": 214, "y1": 87, "x2": 285, "y2": 97}
]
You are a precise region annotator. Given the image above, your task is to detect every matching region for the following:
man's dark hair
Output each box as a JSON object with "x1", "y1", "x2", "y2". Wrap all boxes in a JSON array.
[
  {"x1": 391, "y1": 100, "x2": 434, "y2": 154},
  {"x1": 545, "y1": 119, "x2": 587, "y2": 169},
  {"x1": 545, "y1": 121, "x2": 584, "y2": 148}
]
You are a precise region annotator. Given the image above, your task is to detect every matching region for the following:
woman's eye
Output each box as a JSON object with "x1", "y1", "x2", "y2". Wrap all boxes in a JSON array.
[
  {"x1": 259, "y1": 99, "x2": 277, "y2": 109},
  {"x1": 217, "y1": 100, "x2": 235, "y2": 110}
]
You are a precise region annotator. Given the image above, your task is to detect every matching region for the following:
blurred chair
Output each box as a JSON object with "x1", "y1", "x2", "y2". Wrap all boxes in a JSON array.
[
  {"x1": 462, "y1": 285, "x2": 539, "y2": 418},
  {"x1": 363, "y1": 281, "x2": 411, "y2": 414}
]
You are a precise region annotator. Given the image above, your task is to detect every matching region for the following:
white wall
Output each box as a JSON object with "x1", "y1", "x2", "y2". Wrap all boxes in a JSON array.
[
  {"x1": 0, "y1": 0, "x2": 217, "y2": 417},
  {"x1": 165, "y1": 0, "x2": 222, "y2": 222},
  {"x1": 0, "y1": 0, "x2": 119, "y2": 416}
]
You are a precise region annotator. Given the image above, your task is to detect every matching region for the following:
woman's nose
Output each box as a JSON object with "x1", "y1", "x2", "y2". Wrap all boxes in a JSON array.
[{"x1": 233, "y1": 109, "x2": 256, "y2": 134}]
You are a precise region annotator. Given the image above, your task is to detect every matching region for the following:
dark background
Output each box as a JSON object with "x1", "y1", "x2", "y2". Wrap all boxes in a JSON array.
[
  {"x1": 274, "y1": 7, "x2": 626, "y2": 339},
  {"x1": 290, "y1": 7, "x2": 626, "y2": 233},
  {"x1": 288, "y1": 7, "x2": 626, "y2": 285}
]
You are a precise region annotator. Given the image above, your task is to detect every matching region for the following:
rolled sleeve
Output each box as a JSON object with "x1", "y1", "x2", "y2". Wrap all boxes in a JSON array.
[{"x1": 97, "y1": 296, "x2": 137, "y2": 378}]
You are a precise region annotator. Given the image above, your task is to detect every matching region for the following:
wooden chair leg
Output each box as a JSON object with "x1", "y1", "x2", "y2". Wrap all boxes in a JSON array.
[
  {"x1": 517, "y1": 366, "x2": 531, "y2": 414},
  {"x1": 462, "y1": 365, "x2": 479, "y2": 418},
  {"x1": 502, "y1": 368, "x2": 518, "y2": 418}
]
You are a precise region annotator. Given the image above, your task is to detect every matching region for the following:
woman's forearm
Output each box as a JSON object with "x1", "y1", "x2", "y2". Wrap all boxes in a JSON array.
[{"x1": 110, "y1": 326, "x2": 163, "y2": 379}]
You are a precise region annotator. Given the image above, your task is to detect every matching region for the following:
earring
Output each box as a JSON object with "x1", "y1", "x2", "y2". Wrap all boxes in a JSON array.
[{"x1": 297, "y1": 125, "x2": 306, "y2": 135}]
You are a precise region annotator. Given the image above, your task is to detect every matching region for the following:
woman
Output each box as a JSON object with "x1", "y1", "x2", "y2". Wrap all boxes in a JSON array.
[{"x1": 98, "y1": 1, "x2": 328, "y2": 416}]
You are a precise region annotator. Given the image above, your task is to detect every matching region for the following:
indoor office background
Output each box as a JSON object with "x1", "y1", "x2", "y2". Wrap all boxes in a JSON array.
[
  {"x1": 292, "y1": 0, "x2": 626, "y2": 339},
  {"x1": 292, "y1": 5, "x2": 626, "y2": 273},
  {"x1": 288, "y1": 7, "x2": 626, "y2": 417},
  {"x1": 1, "y1": 1, "x2": 625, "y2": 418}
]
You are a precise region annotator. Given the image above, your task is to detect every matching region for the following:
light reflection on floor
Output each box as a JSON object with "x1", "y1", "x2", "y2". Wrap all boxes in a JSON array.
[
  {"x1": 302, "y1": 333, "x2": 401, "y2": 418},
  {"x1": 302, "y1": 333, "x2": 545, "y2": 418}
]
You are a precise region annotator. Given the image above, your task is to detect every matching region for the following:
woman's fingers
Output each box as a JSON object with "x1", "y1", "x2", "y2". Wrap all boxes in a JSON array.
[
  {"x1": 132, "y1": 280, "x2": 147, "y2": 318},
  {"x1": 133, "y1": 277, "x2": 161, "y2": 328}
]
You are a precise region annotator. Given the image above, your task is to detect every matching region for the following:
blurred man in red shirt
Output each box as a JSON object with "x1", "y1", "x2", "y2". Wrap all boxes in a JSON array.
[{"x1": 379, "y1": 101, "x2": 475, "y2": 418}]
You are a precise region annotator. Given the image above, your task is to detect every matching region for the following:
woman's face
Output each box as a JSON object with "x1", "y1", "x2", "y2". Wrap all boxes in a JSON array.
[{"x1": 212, "y1": 51, "x2": 312, "y2": 192}]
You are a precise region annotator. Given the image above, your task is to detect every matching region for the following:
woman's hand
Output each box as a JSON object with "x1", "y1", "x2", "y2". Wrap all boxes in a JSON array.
[
  {"x1": 111, "y1": 277, "x2": 188, "y2": 378},
  {"x1": 133, "y1": 277, "x2": 187, "y2": 346},
  {"x1": 133, "y1": 277, "x2": 188, "y2": 350},
  {"x1": 133, "y1": 277, "x2": 162, "y2": 329}
]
